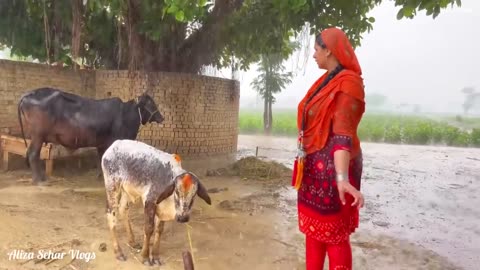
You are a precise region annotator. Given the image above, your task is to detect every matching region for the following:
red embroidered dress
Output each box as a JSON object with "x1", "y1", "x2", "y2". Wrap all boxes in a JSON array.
[
  {"x1": 294, "y1": 27, "x2": 366, "y2": 248},
  {"x1": 297, "y1": 137, "x2": 363, "y2": 244},
  {"x1": 297, "y1": 92, "x2": 364, "y2": 245},
  {"x1": 293, "y1": 26, "x2": 366, "y2": 270}
]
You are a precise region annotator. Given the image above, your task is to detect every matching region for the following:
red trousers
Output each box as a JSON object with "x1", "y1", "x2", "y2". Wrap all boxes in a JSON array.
[{"x1": 306, "y1": 236, "x2": 352, "y2": 270}]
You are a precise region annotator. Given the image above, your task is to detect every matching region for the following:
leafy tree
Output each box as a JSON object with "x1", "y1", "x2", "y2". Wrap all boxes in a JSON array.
[
  {"x1": 251, "y1": 49, "x2": 294, "y2": 135},
  {"x1": 0, "y1": 0, "x2": 462, "y2": 73}
]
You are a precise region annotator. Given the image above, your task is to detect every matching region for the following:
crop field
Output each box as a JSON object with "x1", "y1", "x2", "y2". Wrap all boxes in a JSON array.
[{"x1": 238, "y1": 110, "x2": 480, "y2": 147}]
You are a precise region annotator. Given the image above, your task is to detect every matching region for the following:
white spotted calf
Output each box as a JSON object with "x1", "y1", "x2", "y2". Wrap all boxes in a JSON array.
[{"x1": 101, "y1": 139, "x2": 211, "y2": 265}]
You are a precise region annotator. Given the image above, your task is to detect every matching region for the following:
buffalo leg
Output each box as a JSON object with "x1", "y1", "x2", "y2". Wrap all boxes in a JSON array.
[
  {"x1": 2, "y1": 151, "x2": 9, "y2": 171},
  {"x1": 27, "y1": 137, "x2": 45, "y2": 183},
  {"x1": 140, "y1": 200, "x2": 156, "y2": 266},
  {"x1": 151, "y1": 217, "x2": 165, "y2": 265}
]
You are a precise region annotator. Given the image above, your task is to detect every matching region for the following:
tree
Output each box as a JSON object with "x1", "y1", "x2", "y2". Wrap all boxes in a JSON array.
[
  {"x1": 461, "y1": 87, "x2": 480, "y2": 115},
  {"x1": 251, "y1": 49, "x2": 293, "y2": 135},
  {"x1": 0, "y1": 0, "x2": 461, "y2": 73}
]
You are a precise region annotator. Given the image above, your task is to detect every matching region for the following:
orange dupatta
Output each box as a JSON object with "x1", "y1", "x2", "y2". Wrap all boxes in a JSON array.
[{"x1": 292, "y1": 27, "x2": 365, "y2": 190}]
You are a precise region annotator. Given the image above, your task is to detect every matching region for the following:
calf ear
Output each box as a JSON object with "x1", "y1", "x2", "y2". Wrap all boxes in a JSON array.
[
  {"x1": 196, "y1": 180, "x2": 211, "y2": 205},
  {"x1": 189, "y1": 173, "x2": 211, "y2": 205},
  {"x1": 156, "y1": 182, "x2": 175, "y2": 204}
]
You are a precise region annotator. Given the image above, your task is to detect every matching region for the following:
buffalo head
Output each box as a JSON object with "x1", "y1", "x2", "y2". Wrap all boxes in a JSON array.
[{"x1": 137, "y1": 93, "x2": 164, "y2": 124}]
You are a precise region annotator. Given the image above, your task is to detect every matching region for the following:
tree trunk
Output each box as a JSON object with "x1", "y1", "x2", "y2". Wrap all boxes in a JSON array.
[
  {"x1": 263, "y1": 96, "x2": 273, "y2": 135},
  {"x1": 115, "y1": 0, "x2": 245, "y2": 73},
  {"x1": 53, "y1": 0, "x2": 62, "y2": 62},
  {"x1": 263, "y1": 98, "x2": 269, "y2": 134},
  {"x1": 126, "y1": 0, "x2": 144, "y2": 71},
  {"x1": 71, "y1": 0, "x2": 83, "y2": 64},
  {"x1": 267, "y1": 99, "x2": 272, "y2": 135}
]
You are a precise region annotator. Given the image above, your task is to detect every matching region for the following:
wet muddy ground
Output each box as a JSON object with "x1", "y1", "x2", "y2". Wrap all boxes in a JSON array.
[
  {"x1": 0, "y1": 134, "x2": 478, "y2": 270},
  {"x1": 238, "y1": 134, "x2": 480, "y2": 270}
]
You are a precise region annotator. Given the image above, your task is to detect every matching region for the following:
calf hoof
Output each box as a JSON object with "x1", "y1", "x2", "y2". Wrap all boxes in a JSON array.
[
  {"x1": 142, "y1": 257, "x2": 153, "y2": 266},
  {"x1": 115, "y1": 253, "x2": 127, "y2": 261},
  {"x1": 152, "y1": 257, "x2": 163, "y2": 265}
]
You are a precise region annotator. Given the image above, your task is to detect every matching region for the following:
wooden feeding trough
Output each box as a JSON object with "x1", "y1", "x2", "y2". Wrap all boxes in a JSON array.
[{"x1": 1, "y1": 134, "x2": 97, "y2": 176}]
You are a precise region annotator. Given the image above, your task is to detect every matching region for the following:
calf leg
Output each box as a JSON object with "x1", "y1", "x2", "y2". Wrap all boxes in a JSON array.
[
  {"x1": 119, "y1": 193, "x2": 140, "y2": 249},
  {"x1": 106, "y1": 186, "x2": 126, "y2": 261},
  {"x1": 140, "y1": 200, "x2": 156, "y2": 266},
  {"x1": 151, "y1": 217, "x2": 165, "y2": 265},
  {"x1": 27, "y1": 137, "x2": 45, "y2": 183}
]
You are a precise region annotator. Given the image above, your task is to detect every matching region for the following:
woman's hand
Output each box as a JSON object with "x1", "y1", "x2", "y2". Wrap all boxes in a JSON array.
[{"x1": 337, "y1": 181, "x2": 364, "y2": 210}]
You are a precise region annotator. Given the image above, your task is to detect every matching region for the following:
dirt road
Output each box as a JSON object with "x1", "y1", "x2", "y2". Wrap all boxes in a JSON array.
[{"x1": 0, "y1": 134, "x2": 477, "y2": 270}]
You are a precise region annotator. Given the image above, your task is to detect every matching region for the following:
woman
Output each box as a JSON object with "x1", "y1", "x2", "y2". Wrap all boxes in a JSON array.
[{"x1": 291, "y1": 27, "x2": 366, "y2": 269}]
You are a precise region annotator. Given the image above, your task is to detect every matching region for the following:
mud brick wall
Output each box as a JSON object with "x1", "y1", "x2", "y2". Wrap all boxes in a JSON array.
[
  {"x1": 0, "y1": 60, "x2": 240, "y2": 161},
  {"x1": 95, "y1": 71, "x2": 240, "y2": 159},
  {"x1": 0, "y1": 59, "x2": 95, "y2": 135}
]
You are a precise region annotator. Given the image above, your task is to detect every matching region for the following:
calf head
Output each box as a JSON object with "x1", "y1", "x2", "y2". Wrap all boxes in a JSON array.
[
  {"x1": 157, "y1": 172, "x2": 211, "y2": 223},
  {"x1": 137, "y1": 93, "x2": 164, "y2": 124}
]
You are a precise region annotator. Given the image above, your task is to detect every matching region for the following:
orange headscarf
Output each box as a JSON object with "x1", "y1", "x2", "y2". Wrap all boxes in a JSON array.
[
  {"x1": 298, "y1": 27, "x2": 364, "y2": 153},
  {"x1": 292, "y1": 27, "x2": 365, "y2": 190}
]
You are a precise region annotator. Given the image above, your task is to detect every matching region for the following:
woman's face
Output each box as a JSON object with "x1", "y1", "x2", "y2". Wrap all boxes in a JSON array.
[{"x1": 313, "y1": 42, "x2": 330, "y2": 70}]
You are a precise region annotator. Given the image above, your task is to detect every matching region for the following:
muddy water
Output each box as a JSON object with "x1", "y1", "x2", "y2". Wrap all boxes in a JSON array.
[
  {"x1": 238, "y1": 134, "x2": 480, "y2": 270},
  {"x1": 0, "y1": 134, "x2": 477, "y2": 269}
]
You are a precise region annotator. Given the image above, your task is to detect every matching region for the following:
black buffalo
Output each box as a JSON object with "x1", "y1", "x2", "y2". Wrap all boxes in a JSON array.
[{"x1": 17, "y1": 87, "x2": 164, "y2": 183}]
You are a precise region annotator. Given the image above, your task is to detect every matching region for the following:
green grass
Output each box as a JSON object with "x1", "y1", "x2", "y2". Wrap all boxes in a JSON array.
[{"x1": 238, "y1": 110, "x2": 480, "y2": 148}]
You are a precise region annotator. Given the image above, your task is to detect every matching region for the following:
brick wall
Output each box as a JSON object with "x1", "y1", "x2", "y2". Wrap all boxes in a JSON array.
[
  {"x1": 0, "y1": 59, "x2": 95, "y2": 134},
  {"x1": 95, "y1": 71, "x2": 240, "y2": 159},
  {"x1": 0, "y1": 60, "x2": 240, "y2": 162}
]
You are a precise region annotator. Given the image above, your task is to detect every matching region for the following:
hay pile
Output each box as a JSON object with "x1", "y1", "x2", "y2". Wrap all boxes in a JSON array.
[{"x1": 208, "y1": 157, "x2": 292, "y2": 180}]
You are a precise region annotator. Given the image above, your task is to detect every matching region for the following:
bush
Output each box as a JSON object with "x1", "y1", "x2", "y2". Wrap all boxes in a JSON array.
[
  {"x1": 402, "y1": 121, "x2": 432, "y2": 145},
  {"x1": 431, "y1": 124, "x2": 445, "y2": 144},
  {"x1": 470, "y1": 128, "x2": 480, "y2": 147},
  {"x1": 443, "y1": 126, "x2": 461, "y2": 146},
  {"x1": 384, "y1": 124, "x2": 402, "y2": 143},
  {"x1": 451, "y1": 131, "x2": 471, "y2": 147}
]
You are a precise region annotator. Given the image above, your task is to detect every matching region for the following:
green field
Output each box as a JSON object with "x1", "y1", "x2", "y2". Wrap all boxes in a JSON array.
[{"x1": 238, "y1": 110, "x2": 480, "y2": 148}]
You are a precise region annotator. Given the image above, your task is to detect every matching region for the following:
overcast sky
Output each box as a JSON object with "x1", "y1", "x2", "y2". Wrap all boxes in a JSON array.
[
  {"x1": 238, "y1": 0, "x2": 480, "y2": 114},
  {"x1": 1, "y1": 1, "x2": 478, "y2": 114}
]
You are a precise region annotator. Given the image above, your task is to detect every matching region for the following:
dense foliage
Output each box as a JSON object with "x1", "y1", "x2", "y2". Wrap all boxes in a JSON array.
[{"x1": 0, "y1": 0, "x2": 461, "y2": 73}]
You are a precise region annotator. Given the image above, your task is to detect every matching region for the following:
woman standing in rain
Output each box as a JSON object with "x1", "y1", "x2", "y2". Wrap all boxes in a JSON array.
[{"x1": 292, "y1": 27, "x2": 366, "y2": 269}]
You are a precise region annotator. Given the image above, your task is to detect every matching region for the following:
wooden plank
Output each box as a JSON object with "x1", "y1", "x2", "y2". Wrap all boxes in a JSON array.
[
  {"x1": 0, "y1": 134, "x2": 31, "y2": 145},
  {"x1": 0, "y1": 135, "x2": 94, "y2": 159},
  {"x1": 0, "y1": 135, "x2": 64, "y2": 160},
  {"x1": 0, "y1": 134, "x2": 97, "y2": 176},
  {"x1": 1, "y1": 140, "x2": 27, "y2": 157},
  {"x1": 45, "y1": 160, "x2": 54, "y2": 176}
]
